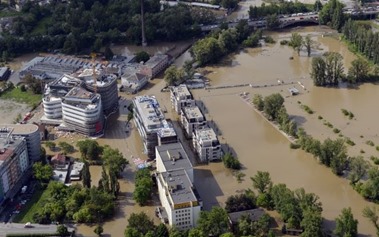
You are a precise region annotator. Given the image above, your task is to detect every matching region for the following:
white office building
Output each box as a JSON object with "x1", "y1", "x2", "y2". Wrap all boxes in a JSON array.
[
  {"x1": 192, "y1": 127, "x2": 222, "y2": 162},
  {"x1": 181, "y1": 106, "x2": 207, "y2": 138},
  {"x1": 170, "y1": 85, "x2": 195, "y2": 114},
  {"x1": 156, "y1": 169, "x2": 201, "y2": 230}
]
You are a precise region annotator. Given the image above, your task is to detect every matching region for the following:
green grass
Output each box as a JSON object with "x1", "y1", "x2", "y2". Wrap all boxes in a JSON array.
[
  {"x1": 13, "y1": 186, "x2": 50, "y2": 223},
  {"x1": 0, "y1": 87, "x2": 42, "y2": 106},
  {"x1": 31, "y1": 16, "x2": 52, "y2": 35}
]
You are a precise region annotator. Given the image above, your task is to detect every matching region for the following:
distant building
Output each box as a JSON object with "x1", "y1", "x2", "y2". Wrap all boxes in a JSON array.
[
  {"x1": 133, "y1": 95, "x2": 176, "y2": 159},
  {"x1": 156, "y1": 142, "x2": 193, "y2": 183},
  {"x1": 170, "y1": 85, "x2": 195, "y2": 114},
  {"x1": 181, "y1": 106, "x2": 207, "y2": 138},
  {"x1": 121, "y1": 72, "x2": 148, "y2": 94},
  {"x1": 0, "y1": 131, "x2": 29, "y2": 207},
  {"x1": 0, "y1": 67, "x2": 11, "y2": 81},
  {"x1": 140, "y1": 54, "x2": 169, "y2": 78},
  {"x1": 156, "y1": 169, "x2": 201, "y2": 230},
  {"x1": 61, "y1": 87, "x2": 104, "y2": 136},
  {"x1": 192, "y1": 127, "x2": 221, "y2": 162}
]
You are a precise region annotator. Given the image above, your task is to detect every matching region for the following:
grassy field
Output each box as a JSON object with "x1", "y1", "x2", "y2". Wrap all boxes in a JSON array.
[
  {"x1": 13, "y1": 186, "x2": 50, "y2": 223},
  {"x1": 0, "y1": 87, "x2": 42, "y2": 106},
  {"x1": 31, "y1": 16, "x2": 52, "y2": 35}
]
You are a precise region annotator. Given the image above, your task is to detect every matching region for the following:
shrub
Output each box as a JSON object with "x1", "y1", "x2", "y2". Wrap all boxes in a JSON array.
[
  {"x1": 333, "y1": 128, "x2": 340, "y2": 134},
  {"x1": 280, "y1": 40, "x2": 289, "y2": 45},
  {"x1": 341, "y1": 109, "x2": 349, "y2": 116},
  {"x1": 366, "y1": 140, "x2": 375, "y2": 146},
  {"x1": 346, "y1": 138, "x2": 355, "y2": 146},
  {"x1": 264, "y1": 36, "x2": 276, "y2": 44},
  {"x1": 360, "y1": 149, "x2": 365, "y2": 154},
  {"x1": 290, "y1": 143, "x2": 301, "y2": 149},
  {"x1": 222, "y1": 153, "x2": 241, "y2": 170},
  {"x1": 301, "y1": 105, "x2": 313, "y2": 114},
  {"x1": 318, "y1": 115, "x2": 323, "y2": 120}
]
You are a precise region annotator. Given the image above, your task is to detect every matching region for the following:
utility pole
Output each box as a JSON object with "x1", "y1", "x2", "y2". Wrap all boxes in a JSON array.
[{"x1": 141, "y1": 0, "x2": 147, "y2": 47}]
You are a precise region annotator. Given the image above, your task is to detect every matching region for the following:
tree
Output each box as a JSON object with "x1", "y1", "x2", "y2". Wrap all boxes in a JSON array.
[
  {"x1": 133, "y1": 169, "x2": 153, "y2": 206},
  {"x1": 183, "y1": 60, "x2": 194, "y2": 79},
  {"x1": 135, "y1": 51, "x2": 150, "y2": 63},
  {"x1": 191, "y1": 37, "x2": 223, "y2": 66},
  {"x1": 58, "y1": 141, "x2": 74, "y2": 154},
  {"x1": 301, "y1": 209, "x2": 323, "y2": 237},
  {"x1": 198, "y1": 207, "x2": 229, "y2": 236},
  {"x1": 311, "y1": 57, "x2": 327, "y2": 86},
  {"x1": 266, "y1": 14, "x2": 279, "y2": 30},
  {"x1": 94, "y1": 225, "x2": 104, "y2": 236},
  {"x1": 57, "y1": 225, "x2": 69, "y2": 237},
  {"x1": 363, "y1": 206, "x2": 379, "y2": 235},
  {"x1": 251, "y1": 171, "x2": 272, "y2": 194},
  {"x1": 125, "y1": 212, "x2": 155, "y2": 236},
  {"x1": 24, "y1": 74, "x2": 42, "y2": 94},
  {"x1": 76, "y1": 140, "x2": 102, "y2": 160},
  {"x1": 302, "y1": 35, "x2": 315, "y2": 57},
  {"x1": 289, "y1": 33, "x2": 303, "y2": 55},
  {"x1": 188, "y1": 228, "x2": 206, "y2": 237},
  {"x1": 324, "y1": 52, "x2": 344, "y2": 86},
  {"x1": 102, "y1": 146, "x2": 128, "y2": 177},
  {"x1": 348, "y1": 156, "x2": 368, "y2": 185},
  {"x1": 225, "y1": 193, "x2": 256, "y2": 213},
  {"x1": 45, "y1": 141, "x2": 56, "y2": 151},
  {"x1": 334, "y1": 207, "x2": 358, "y2": 237},
  {"x1": 155, "y1": 223, "x2": 169, "y2": 237},
  {"x1": 252, "y1": 94, "x2": 264, "y2": 111},
  {"x1": 263, "y1": 93, "x2": 284, "y2": 121},
  {"x1": 104, "y1": 46, "x2": 114, "y2": 60},
  {"x1": 82, "y1": 161, "x2": 91, "y2": 188},
  {"x1": 348, "y1": 58, "x2": 370, "y2": 83},
  {"x1": 164, "y1": 65, "x2": 184, "y2": 86},
  {"x1": 222, "y1": 153, "x2": 241, "y2": 170},
  {"x1": 33, "y1": 162, "x2": 53, "y2": 184}
]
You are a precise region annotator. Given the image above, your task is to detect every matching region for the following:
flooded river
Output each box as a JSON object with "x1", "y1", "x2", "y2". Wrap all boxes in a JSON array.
[{"x1": 76, "y1": 26, "x2": 378, "y2": 236}]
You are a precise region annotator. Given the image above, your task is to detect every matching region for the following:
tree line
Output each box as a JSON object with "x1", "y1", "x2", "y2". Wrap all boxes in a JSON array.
[
  {"x1": 0, "y1": 0, "x2": 216, "y2": 57},
  {"x1": 248, "y1": 1, "x2": 317, "y2": 19}
]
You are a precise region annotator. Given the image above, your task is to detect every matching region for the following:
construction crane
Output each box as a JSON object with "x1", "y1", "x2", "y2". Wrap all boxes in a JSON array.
[{"x1": 90, "y1": 52, "x2": 97, "y2": 94}]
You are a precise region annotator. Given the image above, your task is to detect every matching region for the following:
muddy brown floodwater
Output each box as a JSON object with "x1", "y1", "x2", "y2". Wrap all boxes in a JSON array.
[{"x1": 77, "y1": 26, "x2": 378, "y2": 236}]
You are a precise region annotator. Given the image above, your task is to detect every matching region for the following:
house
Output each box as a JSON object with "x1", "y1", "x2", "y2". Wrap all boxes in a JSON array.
[
  {"x1": 140, "y1": 54, "x2": 169, "y2": 79},
  {"x1": 121, "y1": 72, "x2": 148, "y2": 94},
  {"x1": 51, "y1": 153, "x2": 67, "y2": 168},
  {"x1": 228, "y1": 208, "x2": 266, "y2": 232}
]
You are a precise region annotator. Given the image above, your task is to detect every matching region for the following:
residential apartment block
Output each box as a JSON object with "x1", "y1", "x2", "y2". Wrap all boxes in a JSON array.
[
  {"x1": 170, "y1": 84, "x2": 195, "y2": 114},
  {"x1": 180, "y1": 106, "x2": 207, "y2": 138},
  {"x1": 133, "y1": 95, "x2": 176, "y2": 159},
  {"x1": 192, "y1": 127, "x2": 222, "y2": 162},
  {"x1": 0, "y1": 129, "x2": 29, "y2": 207}
]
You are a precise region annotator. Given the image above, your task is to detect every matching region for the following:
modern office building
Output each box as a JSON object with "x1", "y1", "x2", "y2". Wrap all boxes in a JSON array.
[
  {"x1": 61, "y1": 87, "x2": 104, "y2": 136},
  {"x1": 42, "y1": 75, "x2": 83, "y2": 120},
  {"x1": 192, "y1": 127, "x2": 222, "y2": 162},
  {"x1": 133, "y1": 95, "x2": 176, "y2": 159},
  {"x1": 157, "y1": 120, "x2": 178, "y2": 146},
  {"x1": 180, "y1": 106, "x2": 207, "y2": 138},
  {"x1": 156, "y1": 169, "x2": 201, "y2": 230},
  {"x1": 170, "y1": 84, "x2": 195, "y2": 114},
  {"x1": 0, "y1": 130, "x2": 29, "y2": 206},
  {"x1": 140, "y1": 54, "x2": 169, "y2": 78},
  {"x1": 156, "y1": 142, "x2": 193, "y2": 183}
]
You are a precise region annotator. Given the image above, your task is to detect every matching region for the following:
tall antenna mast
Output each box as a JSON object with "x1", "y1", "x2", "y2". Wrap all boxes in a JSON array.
[
  {"x1": 141, "y1": 0, "x2": 147, "y2": 47},
  {"x1": 91, "y1": 53, "x2": 97, "y2": 94}
]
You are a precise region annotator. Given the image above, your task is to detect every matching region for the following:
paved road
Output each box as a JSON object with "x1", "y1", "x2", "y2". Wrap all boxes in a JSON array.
[{"x1": 0, "y1": 223, "x2": 57, "y2": 236}]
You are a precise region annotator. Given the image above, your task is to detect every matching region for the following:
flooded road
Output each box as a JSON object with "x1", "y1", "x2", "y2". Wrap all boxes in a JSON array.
[{"x1": 77, "y1": 26, "x2": 378, "y2": 236}]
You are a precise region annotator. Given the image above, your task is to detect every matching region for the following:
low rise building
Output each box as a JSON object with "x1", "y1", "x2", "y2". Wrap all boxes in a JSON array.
[
  {"x1": 156, "y1": 142, "x2": 193, "y2": 183},
  {"x1": 61, "y1": 87, "x2": 104, "y2": 136},
  {"x1": 170, "y1": 85, "x2": 195, "y2": 114},
  {"x1": 0, "y1": 131, "x2": 29, "y2": 207},
  {"x1": 140, "y1": 54, "x2": 169, "y2": 78},
  {"x1": 0, "y1": 67, "x2": 11, "y2": 81},
  {"x1": 121, "y1": 72, "x2": 148, "y2": 94},
  {"x1": 181, "y1": 106, "x2": 207, "y2": 138},
  {"x1": 192, "y1": 127, "x2": 221, "y2": 162},
  {"x1": 156, "y1": 169, "x2": 201, "y2": 230},
  {"x1": 133, "y1": 95, "x2": 176, "y2": 159}
]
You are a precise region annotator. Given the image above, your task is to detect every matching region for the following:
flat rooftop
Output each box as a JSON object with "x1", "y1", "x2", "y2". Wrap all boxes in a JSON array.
[
  {"x1": 156, "y1": 142, "x2": 193, "y2": 171},
  {"x1": 183, "y1": 106, "x2": 205, "y2": 120},
  {"x1": 171, "y1": 84, "x2": 192, "y2": 99},
  {"x1": 157, "y1": 120, "x2": 176, "y2": 138},
  {"x1": 195, "y1": 127, "x2": 218, "y2": 142},
  {"x1": 65, "y1": 87, "x2": 96, "y2": 100},
  {"x1": 144, "y1": 54, "x2": 168, "y2": 68},
  {"x1": 133, "y1": 95, "x2": 165, "y2": 131},
  {"x1": 160, "y1": 169, "x2": 198, "y2": 205},
  {"x1": 0, "y1": 136, "x2": 24, "y2": 165},
  {"x1": 0, "y1": 124, "x2": 39, "y2": 135}
]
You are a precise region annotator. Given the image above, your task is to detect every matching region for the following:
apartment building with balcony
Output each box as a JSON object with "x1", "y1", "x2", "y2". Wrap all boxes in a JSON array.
[
  {"x1": 61, "y1": 87, "x2": 104, "y2": 136},
  {"x1": 180, "y1": 105, "x2": 207, "y2": 138},
  {"x1": 192, "y1": 127, "x2": 221, "y2": 162},
  {"x1": 170, "y1": 85, "x2": 195, "y2": 114}
]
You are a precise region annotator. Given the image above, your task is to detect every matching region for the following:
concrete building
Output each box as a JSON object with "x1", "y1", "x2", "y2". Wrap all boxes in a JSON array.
[
  {"x1": 133, "y1": 95, "x2": 176, "y2": 159},
  {"x1": 0, "y1": 130, "x2": 29, "y2": 206},
  {"x1": 156, "y1": 142, "x2": 193, "y2": 183},
  {"x1": 181, "y1": 106, "x2": 207, "y2": 138},
  {"x1": 0, "y1": 67, "x2": 11, "y2": 81},
  {"x1": 140, "y1": 54, "x2": 169, "y2": 78},
  {"x1": 61, "y1": 87, "x2": 104, "y2": 136},
  {"x1": 0, "y1": 124, "x2": 41, "y2": 162},
  {"x1": 170, "y1": 85, "x2": 195, "y2": 114},
  {"x1": 156, "y1": 169, "x2": 201, "y2": 230},
  {"x1": 121, "y1": 72, "x2": 148, "y2": 94},
  {"x1": 192, "y1": 127, "x2": 221, "y2": 162},
  {"x1": 157, "y1": 120, "x2": 177, "y2": 146}
]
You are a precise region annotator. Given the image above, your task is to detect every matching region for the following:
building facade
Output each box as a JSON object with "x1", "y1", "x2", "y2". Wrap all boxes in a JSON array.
[
  {"x1": 140, "y1": 54, "x2": 169, "y2": 78},
  {"x1": 61, "y1": 87, "x2": 104, "y2": 136},
  {"x1": 180, "y1": 106, "x2": 207, "y2": 138},
  {"x1": 192, "y1": 127, "x2": 222, "y2": 162},
  {"x1": 170, "y1": 85, "x2": 195, "y2": 114},
  {"x1": 121, "y1": 72, "x2": 148, "y2": 94}
]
